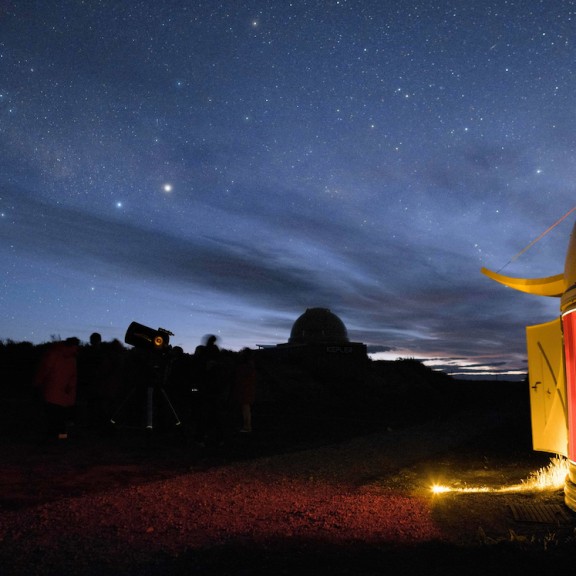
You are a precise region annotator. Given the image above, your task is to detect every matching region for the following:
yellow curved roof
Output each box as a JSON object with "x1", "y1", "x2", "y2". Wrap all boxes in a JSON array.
[{"x1": 481, "y1": 267, "x2": 565, "y2": 297}]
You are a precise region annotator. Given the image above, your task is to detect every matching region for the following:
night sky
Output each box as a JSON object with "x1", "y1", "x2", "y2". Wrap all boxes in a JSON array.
[{"x1": 1, "y1": 1, "x2": 575, "y2": 378}]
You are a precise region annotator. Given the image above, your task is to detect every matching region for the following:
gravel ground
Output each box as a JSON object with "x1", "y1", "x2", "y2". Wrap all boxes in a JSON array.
[{"x1": 2, "y1": 401, "x2": 576, "y2": 576}]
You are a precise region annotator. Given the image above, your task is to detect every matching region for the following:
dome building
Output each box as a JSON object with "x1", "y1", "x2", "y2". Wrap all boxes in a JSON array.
[
  {"x1": 261, "y1": 308, "x2": 368, "y2": 371},
  {"x1": 288, "y1": 308, "x2": 349, "y2": 345}
]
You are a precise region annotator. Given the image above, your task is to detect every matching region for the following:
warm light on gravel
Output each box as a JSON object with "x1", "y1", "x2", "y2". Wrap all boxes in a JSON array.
[{"x1": 430, "y1": 456, "x2": 569, "y2": 495}]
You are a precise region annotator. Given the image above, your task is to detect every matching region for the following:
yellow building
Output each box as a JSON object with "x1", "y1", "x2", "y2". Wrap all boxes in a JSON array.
[{"x1": 482, "y1": 221, "x2": 576, "y2": 511}]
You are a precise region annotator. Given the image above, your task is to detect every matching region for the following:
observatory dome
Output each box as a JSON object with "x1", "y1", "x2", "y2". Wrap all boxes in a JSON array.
[{"x1": 288, "y1": 308, "x2": 349, "y2": 344}]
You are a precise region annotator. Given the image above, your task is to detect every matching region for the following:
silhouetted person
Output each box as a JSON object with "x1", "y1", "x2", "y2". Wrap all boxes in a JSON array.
[
  {"x1": 164, "y1": 346, "x2": 194, "y2": 420},
  {"x1": 166, "y1": 346, "x2": 188, "y2": 393},
  {"x1": 34, "y1": 337, "x2": 80, "y2": 440},
  {"x1": 79, "y1": 334, "x2": 125, "y2": 428},
  {"x1": 78, "y1": 332, "x2": 103, "y2": 426},
  {"x1": 193, "y1": 334, "x2": 224, "y2": 446},
  {"x1": 233, "y1": 348, "x2": 257, "y2": 433}
]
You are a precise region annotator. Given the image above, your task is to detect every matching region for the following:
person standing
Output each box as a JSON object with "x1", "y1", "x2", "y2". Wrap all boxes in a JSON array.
[
  {"x1": 192, "y1": 334, "x2": 224, "y2": 446},
  {"x1": 34, "y1": 337, "x2": 79, "y2": 440},
  {"x1": 233, "y1": 348, "x2": 257, "y2": 433}
]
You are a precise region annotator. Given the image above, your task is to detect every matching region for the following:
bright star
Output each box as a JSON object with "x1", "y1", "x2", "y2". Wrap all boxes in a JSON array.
[{"x1": 163, "y1": 184, "x2": 173, "y2": 193}]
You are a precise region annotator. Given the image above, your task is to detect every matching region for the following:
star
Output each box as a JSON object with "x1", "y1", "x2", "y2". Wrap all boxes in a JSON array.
[{"x1": 1, "y1": 0, "x2": 572, "y2": 381}]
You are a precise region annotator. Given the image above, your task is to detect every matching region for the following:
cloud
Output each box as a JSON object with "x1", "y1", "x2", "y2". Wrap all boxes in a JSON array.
[
  {"x1": 366, "y1": 345, "x2": 395, "y2": 353},
  {"x1": 1, "y1": 174, "x2": 567, "y2": 376}
]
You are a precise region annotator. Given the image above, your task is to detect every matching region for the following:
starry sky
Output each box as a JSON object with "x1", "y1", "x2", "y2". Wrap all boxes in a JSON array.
[{"x1": 1, "y1": 1, "x2": 575, "y2": 378}]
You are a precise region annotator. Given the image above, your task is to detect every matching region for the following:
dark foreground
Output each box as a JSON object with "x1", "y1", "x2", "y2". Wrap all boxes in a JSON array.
[{"x1": 1, "y1": 369, "x2": 576, "y2": 575}]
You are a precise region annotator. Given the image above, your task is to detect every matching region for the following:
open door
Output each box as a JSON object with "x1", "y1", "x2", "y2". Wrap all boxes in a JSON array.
[{"x1": 526, "y1": 318, "x2": 568, "y2": 456}]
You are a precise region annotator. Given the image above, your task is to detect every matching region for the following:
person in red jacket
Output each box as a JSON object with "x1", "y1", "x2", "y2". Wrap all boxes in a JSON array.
[{"x1": 34, "y1": 337, "x2": 79, "y2": 440}]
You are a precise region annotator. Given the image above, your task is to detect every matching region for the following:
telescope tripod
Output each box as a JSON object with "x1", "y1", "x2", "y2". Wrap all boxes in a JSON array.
[{"x1": 110, "y1": 354, "x2": 183, "y2": 440}]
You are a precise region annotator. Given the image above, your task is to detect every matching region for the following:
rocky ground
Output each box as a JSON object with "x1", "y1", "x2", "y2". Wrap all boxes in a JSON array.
[{"x1": 1, "y1": 355, "x2": 576, "y2": 575}]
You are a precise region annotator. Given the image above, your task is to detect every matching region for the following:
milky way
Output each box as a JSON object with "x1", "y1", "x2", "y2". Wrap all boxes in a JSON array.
[{"x1": 1, "y1": 1, "x2": 575, "y2": 377}]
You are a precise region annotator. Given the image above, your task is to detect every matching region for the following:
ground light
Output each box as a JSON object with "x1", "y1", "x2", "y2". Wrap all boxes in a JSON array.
[{"x1": 431, "y1": 456, "x2": 570, "y2": 495}]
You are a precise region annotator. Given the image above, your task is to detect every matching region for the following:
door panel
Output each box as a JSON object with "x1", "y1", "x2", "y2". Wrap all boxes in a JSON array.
[{"x1": 526, "y1": 318, "x2": 568, "y2": 456}]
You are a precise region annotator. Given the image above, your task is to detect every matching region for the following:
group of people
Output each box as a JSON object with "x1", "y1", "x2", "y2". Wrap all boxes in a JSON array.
[
  {"x1": 33, "y1": 333, "x2": 258, "y2": 444},
  {"x1": 173, "y1": 334, "x2": 257, "y2": 446}
]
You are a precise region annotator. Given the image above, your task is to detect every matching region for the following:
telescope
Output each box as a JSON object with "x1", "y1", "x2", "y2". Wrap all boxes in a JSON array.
[
  {"x1": 124, "y1": 321, "x2": 173, "y2": 350},
  {"x1": 112, "y1": 321, "x2": 182, "y2": 437}
]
